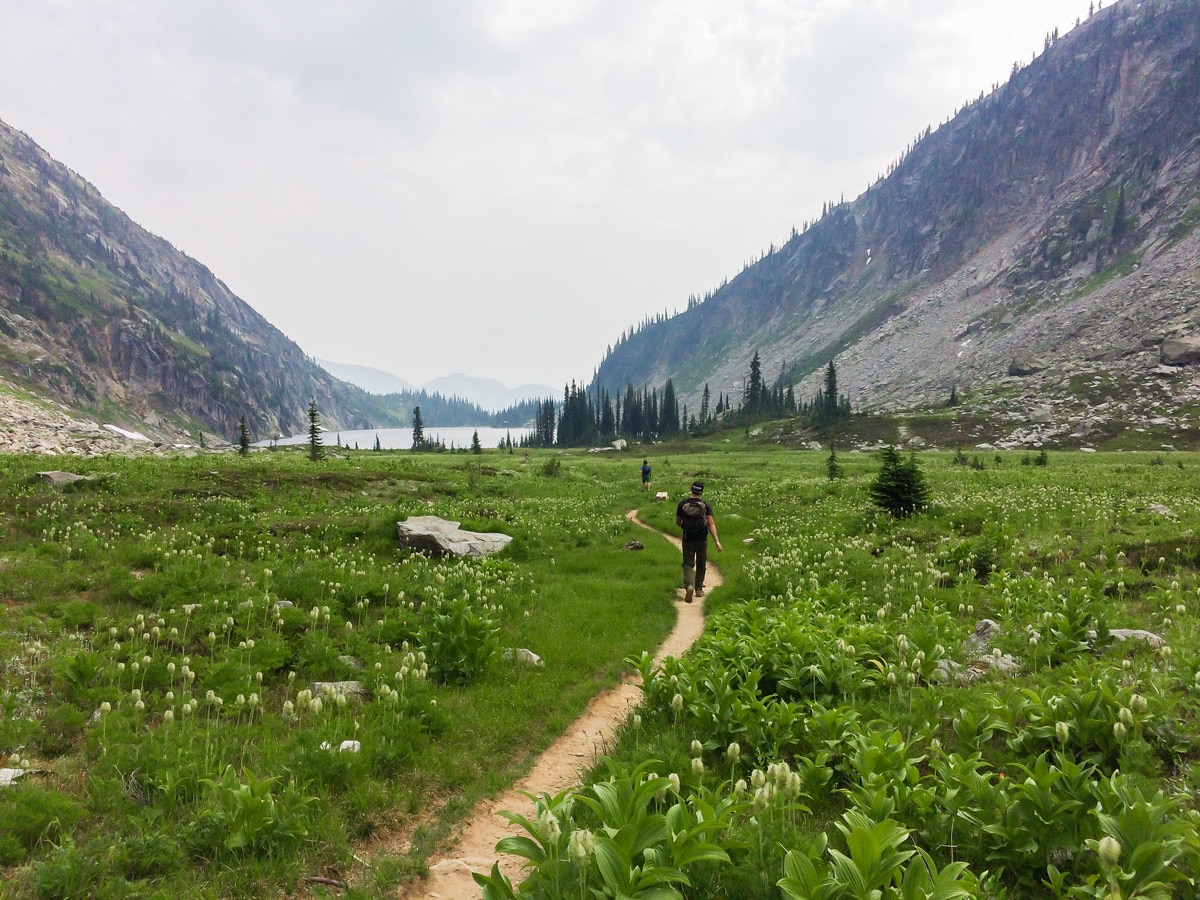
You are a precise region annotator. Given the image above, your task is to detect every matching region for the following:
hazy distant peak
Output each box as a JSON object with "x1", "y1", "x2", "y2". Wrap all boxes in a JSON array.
[
  {"x1": 421, "y1": 373, "x2": 556, "y2": 412},
  {"x1": 317, "y1": 359, "x2": 414, "y2": 395}
]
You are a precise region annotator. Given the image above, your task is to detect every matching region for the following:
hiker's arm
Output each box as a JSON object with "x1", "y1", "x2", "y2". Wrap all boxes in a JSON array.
[{"x1": 707, "y1": 516, "x2": 723, "y2": 551}]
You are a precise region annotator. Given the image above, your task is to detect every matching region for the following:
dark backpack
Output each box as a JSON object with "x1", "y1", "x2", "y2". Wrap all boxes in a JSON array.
[{"x1": 680, "y1": 498, "x2": 708, "y2": 538}]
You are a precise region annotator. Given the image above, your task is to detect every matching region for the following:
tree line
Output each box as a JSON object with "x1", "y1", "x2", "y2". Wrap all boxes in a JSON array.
[{"x1": 516, "y1": 354, "x2": 852, "y2": 449}]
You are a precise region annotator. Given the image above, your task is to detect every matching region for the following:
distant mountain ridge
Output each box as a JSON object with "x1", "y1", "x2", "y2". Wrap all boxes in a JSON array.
[
  {"x1": 0, "y1": 118, "x2": 405, "y2": 441},
  {"x1": 593, "y1": 0, "x2": 1200, "y2": 419},
  {"x1": 317, "y1": 359, "x2": 414, "y2": 396},
  {"x1": 319, "y1": 360, "x2": 554, "y2": 412}
]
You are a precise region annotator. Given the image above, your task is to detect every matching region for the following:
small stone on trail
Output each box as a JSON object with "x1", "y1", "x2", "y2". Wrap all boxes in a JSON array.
[{"x1": 622, "y1": 540, "x2": 645, "y2": 551}]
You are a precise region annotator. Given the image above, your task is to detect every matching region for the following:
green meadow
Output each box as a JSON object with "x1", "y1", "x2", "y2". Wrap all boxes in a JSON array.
[{"x1": 2, "y1": 439, "x2": 1200, "y2": 898}]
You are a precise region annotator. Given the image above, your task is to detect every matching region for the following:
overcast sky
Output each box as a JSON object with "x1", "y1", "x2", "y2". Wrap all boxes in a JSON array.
[{"x1": 0, "y1": 0, "x2": 1090, "y2": 390}]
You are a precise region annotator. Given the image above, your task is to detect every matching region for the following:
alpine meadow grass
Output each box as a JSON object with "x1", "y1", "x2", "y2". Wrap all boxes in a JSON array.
[{"x1": 4, "y1": 441, "x2": 1200, "y2": 898}]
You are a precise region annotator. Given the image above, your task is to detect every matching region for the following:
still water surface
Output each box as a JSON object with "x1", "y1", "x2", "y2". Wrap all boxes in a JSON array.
[{"x1": 262, "y1": 425, "x2": 532, "y2": 450}]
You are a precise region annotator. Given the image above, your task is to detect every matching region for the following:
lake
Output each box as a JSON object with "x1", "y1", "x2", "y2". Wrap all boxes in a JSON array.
[{"x1": 261, "y1": 425, "x2": 533, "y2": 451}]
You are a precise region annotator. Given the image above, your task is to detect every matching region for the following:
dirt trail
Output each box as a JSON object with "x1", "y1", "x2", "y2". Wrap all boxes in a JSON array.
[{"x1": 398, "y1": 510, "x2": 717, "y2": 899}]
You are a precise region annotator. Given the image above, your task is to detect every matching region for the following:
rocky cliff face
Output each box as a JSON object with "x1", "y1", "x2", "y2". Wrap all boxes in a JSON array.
[
  {"x1": 594, "y1": 0, "x2": 1200, "y2": 421},
  {"x1": 0, "y1": 119, "x2": 393, "y2": 441}
]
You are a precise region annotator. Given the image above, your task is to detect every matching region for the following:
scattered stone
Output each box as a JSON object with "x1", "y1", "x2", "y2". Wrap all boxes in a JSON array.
[
  {"x1": 1009, "y1": 356, "x2": 1048, "y2": 376},
  {"x1": 32, "y1": 470, "x2": 91, "y2": 488},
  {"x1": 1146, "y1": 503, "x2": 1177, "y2": 518},
  {"x1": 612, "y1": 439, "x2": 628, "y2": 451},
  {"x1": 0, "y1": 768, "x2": 27, "y2": 787},
  {"x1": 805, "y1": 441, "x2": 823, "y2": 451},
  {"x1": 396, "y1": 516, "x2": 513, "y2": 558},
  {"x1": 967, "y1": 619, "x2": 1002, "y2": 650},
  {"x1": 1108, "y1": 629, "x2": 1165, "y2": 649},
  {"x1": 311, "y1": 681, "x2": 369, "y2": 700},
  {"x1": 337, "y1": 655, "x2": 363, "y2": 670},
  {"x1": 749, "y1": 427, "x2": 763, "y2": 436},
  {"x1": 654, "y1": 491, "x2": 669, "y2": 501},
  {"x1": 273, "y1": 600, "x2": 295, "y2": 610},
  {"x1": 1160, "y1": 336, "x2": 1200, "y2": 366},
  {"x1": 622, "y1": 541, "x2": 645, "y2": 551},
  {"x1": 1029, "y1": 406, "x2": 1055, "y2": 424},
  {"x1": 504, "y1": 648, "x2": 543, "y2": 667},
  {"x1": 320, "y1": 740, "x2": 361, "y2": 753}
]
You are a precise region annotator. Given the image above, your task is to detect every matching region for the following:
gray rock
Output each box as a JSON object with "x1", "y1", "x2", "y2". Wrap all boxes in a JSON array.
[
  {"x1": 396, "y1": 516, "x2": 513, "y2": 558},
  {"x1": 1161, "y1": 336, "x2": 1200, "y2": 366},
  {"x1": 967, "y1": 618, "x2": 1002, "y2": 650},
  {"x1": 337, "y1": 655, "x2": 363, "y2": 670},
  {"x1": 0, "y1": 767, "x2": 28, "y2": 787},
  {"x1": 1108, "y1": 629, "x2": 1165, "y2": 649},
  {"x1": 311, "y1": 681, "x2": 369, "y2": 700},
  {"x1": 32, "y1": 470, "x2": 91, "y2": 487},
  {"x1": 1009, "y1": 356, "x2": 1048, "y2": 376},
  {"x1": 504, "y1": 648, "x2": 543, "y2": 666},
  {"x1": 1029, "y1": 406, "x2": 1055, "y2": 424},
  {"x1": 612, "y1": 439, "x2": 627, "y2": 450},
  {"x1": 1146, "y1": 503, "x2": 1177, "y2": 518}
]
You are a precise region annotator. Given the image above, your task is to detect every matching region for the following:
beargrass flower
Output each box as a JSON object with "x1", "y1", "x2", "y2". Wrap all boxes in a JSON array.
[{"x1": 690, "y1": 739, "x2": 703, "y2": 756}]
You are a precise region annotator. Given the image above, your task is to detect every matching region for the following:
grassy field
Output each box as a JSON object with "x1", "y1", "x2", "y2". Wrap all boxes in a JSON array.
[{"x1": 3, "y1": 436, "x2": 1200, "y2": 898}]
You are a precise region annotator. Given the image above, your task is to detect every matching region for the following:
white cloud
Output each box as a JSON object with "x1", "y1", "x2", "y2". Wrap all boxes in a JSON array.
[{"x1": 0, "y1": 0, "x2": 1089, "y2": 387}]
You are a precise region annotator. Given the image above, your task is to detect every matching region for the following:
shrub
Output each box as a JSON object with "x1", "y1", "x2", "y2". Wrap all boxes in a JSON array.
[{"x1": 868, "y1": 446, "x2": 930, "y2": 517}]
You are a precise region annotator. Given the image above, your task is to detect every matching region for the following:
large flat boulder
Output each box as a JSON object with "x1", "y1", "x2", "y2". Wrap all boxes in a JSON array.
[
  {"x1": 396, "y1": 516, "x2": 513, "y2": 558},
  {"x1": 1161, "y1": 336, "x2": 1200, "y2": 366}
]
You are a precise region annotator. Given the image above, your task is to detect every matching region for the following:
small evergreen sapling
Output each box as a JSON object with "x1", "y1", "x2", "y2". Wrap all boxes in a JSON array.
[
  {"x1": 238, "y1": 416, "x2": 250, "y2": 457},
  {"x1": 826, "y1": 444, "x2": 842, "y2": 481},
  {"x1": 869, "y1": 445, "x2": 930, "y2": 517}
]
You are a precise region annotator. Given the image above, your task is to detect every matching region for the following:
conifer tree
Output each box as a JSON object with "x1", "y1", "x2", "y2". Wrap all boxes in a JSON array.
[
  {"x1": 471, "y1": 430, "x2": 482, "y2": 454},
  {"x1": 307, "y1": 400, "x2": 323, "y2": 461},
  {"x1": 700, "y1": 383, "x2": 710, "y2": 425},
  {"x1": 412, "y1": 406, "x2": 424, "y2": 450},
  {"x1": 822, "y1": 360, "x2": 839, "y2": 423},
  {"x1": 238, "y1": 415, "x2": 250, "y2": 457},
  {"x1": 869, "y1": 446, "x2": 930, "y2": 517},
  {"x1": 374, "y1": 434, "x2": 381, "y2": 451},
  {"x1": 826, "y1": 444, "x2": 842, "y2": 481}
]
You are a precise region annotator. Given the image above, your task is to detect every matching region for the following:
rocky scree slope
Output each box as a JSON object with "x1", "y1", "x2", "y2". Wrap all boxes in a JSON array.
[
  {"x1": 593, "y1": 0, "x2": 1200, "y2": 429},
  {"x1": 0, "y1": 118, "x2": 395, "y2": 441}
]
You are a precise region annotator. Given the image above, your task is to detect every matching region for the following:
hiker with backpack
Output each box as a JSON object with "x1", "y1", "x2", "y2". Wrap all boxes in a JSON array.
[
  {"x1": 641, "y1": 459, "x2": 652, "y2": 492},
  {"x1": 675, "y1": 481, "x2": 722, "y2": 603}
]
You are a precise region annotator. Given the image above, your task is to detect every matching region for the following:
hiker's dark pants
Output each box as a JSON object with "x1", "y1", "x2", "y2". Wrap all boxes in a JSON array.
[{"x1": 682, "y1": 537, "x2": 708, "y2": 591}]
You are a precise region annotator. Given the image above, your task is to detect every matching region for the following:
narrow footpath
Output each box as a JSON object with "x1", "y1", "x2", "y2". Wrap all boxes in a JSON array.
[{"x1": 398, "y1": 509, "x2": 718, "y2": 899}]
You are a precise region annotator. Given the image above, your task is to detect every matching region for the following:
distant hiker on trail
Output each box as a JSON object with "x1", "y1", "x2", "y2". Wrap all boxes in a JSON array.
[
  {"x1": 676, "y1": 481, "x2": 722, "y2": 603},
  {"x1": 641, "y1": 459, "x2": 652, "y2": 492}
]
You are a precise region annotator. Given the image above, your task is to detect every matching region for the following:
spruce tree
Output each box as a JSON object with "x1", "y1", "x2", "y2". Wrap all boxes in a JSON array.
[
  {"x1": 869, "y1": 445, "x2": 930, "y2": 517},
  {"x1": 826, "y1": 444, "x2": 842, "y2": 481},
  {"x1": 238, "y1": 415, "x2": 250, "y2": 457},
  {"x1": 471, "y1": 430, "x2": 482, "y2": 454},
  {"x1": 412, "y1": 406, "x2": 424, "y2": 450},
  {"x1": 307, "y1": 400, "x2": 323, "y2": 461}
]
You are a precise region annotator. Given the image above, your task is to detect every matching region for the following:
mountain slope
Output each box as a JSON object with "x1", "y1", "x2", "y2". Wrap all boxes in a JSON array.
[
  {"x1": 0, "y1": 119, "x2": 401, "y2": 441},
  {"x1": 594, "y1": 0, "x2": 1200, "y2": 418}
]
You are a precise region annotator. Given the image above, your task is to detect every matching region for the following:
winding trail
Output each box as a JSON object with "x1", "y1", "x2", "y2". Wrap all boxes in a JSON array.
[{"x1": 398, "y1": 510, "x2": 718, "y2": 899}]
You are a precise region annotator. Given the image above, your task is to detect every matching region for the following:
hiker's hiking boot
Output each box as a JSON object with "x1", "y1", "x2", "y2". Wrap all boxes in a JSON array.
[
  {"x1": 684, "y1": 585, "x2": 694, "y2": 604},
  {"x1": 695, "y1": 587, "x2": 705, "y2": 597}
]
